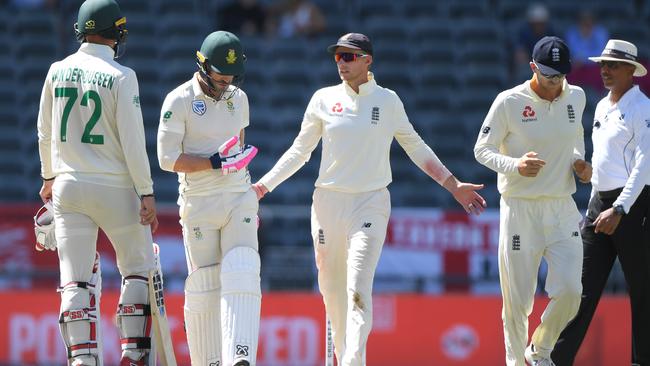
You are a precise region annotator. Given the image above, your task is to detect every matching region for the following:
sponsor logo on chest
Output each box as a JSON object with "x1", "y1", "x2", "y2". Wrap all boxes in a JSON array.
[
  {"x1": 192, "y1": 100, "x2": 206, "y2": 115},
  {"x1": 331, "y1": 102, "x2": 343, "y2": 114},
  {"x1": 521, "y1": 105, "x2": 537, "y2": 122}
]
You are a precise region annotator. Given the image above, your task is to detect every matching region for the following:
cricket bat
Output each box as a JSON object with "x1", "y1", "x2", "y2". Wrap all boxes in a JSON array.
[{"x1": 150, "y1": 243, "x2": 177, "y2": 366}]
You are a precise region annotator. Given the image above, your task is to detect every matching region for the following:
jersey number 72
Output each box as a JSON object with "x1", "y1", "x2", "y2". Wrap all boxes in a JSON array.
[{"x1": 55, "y1": 87, "x2": 104, "y2": 145}]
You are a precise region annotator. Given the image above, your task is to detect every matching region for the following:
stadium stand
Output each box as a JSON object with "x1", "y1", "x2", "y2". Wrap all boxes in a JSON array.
[{"x1": 2, "y1": 0, "x2": 646, "y2": 255}]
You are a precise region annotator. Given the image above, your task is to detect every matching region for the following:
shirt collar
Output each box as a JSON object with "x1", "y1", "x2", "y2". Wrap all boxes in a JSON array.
[
  {"x1": 609, "y1": 85, "x2": 639, "y2": 110},
  {"x1": 78, "y1": 42, "x2": 115, "y2": 59},
  {"x1": 343, "y1": 72, "x2": 377, "y2": 96},
  {"x1": 191, "y1": 72, "x2": 235, "y2": 102},
  {"x1": 525, "y1": 79, "x2": 569, "y2": 102},
  {"x1": 191, "y1": 73, "x2": 206, "y2": 99}
]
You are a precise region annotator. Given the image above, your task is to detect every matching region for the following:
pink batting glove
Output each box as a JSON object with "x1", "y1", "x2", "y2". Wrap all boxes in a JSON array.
[
  {"x1": 219, "y1": 136, "x2": 240, "y2": 156},
  {"x1": 221, "y1": 144, "x2": 258, "y2": 175}
]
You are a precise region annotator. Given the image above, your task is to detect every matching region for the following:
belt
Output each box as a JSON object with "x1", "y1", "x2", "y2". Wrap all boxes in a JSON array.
[
  {"x1": 597, "y1": 188, "x2": 623, "y2": 200},
  {"x1": 597, "y1": 185, "x2": 650, "y2": 200}
]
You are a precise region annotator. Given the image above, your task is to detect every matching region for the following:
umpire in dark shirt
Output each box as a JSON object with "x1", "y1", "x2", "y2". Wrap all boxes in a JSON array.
[{"x1": 552, "y1": 39, "x2": 650, "y2": 365}]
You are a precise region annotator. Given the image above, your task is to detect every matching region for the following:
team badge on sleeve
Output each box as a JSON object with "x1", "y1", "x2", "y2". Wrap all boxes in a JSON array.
[{"x1": 192, "y1": 100, "x2": 207, "y2": 115}]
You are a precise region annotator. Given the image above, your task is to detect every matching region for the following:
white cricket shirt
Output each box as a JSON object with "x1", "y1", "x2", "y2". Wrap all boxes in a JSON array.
[
  {"x1": 259, "y1": 73, "x2": 451, "y2": 193},
  {"x1": 591, "y1": 85, "x2": 650, "y2": 212},
  {"x1": 474, "y1": 80, "x2": 586, "y2": 199},
  {"x1": 157, "y1": 74, "x2": 251, "y2": 197},
  {"x1": 37, "y1": 43, "x2": 153, "y2": 195}
]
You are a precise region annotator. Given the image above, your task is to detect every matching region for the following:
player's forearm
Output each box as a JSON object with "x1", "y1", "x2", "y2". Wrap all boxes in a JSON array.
[
  {"x1": 408, "y1": 145, "x2": 452, "y2": 185},
  {"x1": 259, "y1": 150, "x2": 310, "y2": 192},
  {"x1": 474, "y1": 145, "x2": 519, "y2": 175},
  {"x1": 38, "y1": 142, "x2": 54, "y2": 179},
  {"x1": 442, "y1": 175, "x2": 461, "y2": 194},
  {"x1": 172, "y1": 153, "x2": 213, "y2": 173}
]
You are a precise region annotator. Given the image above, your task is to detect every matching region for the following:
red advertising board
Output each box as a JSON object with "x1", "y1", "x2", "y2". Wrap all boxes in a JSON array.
[{"x1": 0, "y1": 292, "x2": 631, "y2": 366}]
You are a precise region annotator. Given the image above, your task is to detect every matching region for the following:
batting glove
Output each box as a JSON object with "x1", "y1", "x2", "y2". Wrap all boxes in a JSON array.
[{"x1": 209, "y1": 136, "x2": 258, "y2": 175}]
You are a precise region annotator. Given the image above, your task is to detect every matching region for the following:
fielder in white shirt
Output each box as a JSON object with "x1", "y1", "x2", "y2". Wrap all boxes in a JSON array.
[
  {"x1": 157, "y1": 31, "x2": 259, "y2": 366},
  {"x1": 553, "y1": 39, "x2": 650, "y2": 366},
  {"x1": 37, "y1": 0, "x2": 158, "y2": 364},
  {"x1": 474, "y1": 36, "x2": 591, "y2": 366},
  {"x1": 252, "y1": 33, "x2": 487, "y2": 366}
]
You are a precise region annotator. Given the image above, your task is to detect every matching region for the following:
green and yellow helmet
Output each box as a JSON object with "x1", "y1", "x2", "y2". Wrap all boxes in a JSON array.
[
  {"x1": 74, "y1": 0, "x2": 128, "y2": 55},
  {"x1": 196, "y1": 31, "x2": 246, "y2": 77}
]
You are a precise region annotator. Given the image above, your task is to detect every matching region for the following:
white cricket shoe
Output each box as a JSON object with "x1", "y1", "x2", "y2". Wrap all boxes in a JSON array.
[{"x1": 525, "y1": 344, "x2": 556, "y2": 366}]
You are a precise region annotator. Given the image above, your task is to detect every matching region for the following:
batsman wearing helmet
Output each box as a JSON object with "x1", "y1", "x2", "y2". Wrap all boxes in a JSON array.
[
  {"x1": 157, "y1": 31, "x2": 260, "y2": 366},
  {"x1": 36, "y1": 0, "x2": 160, "y2": 365},
  {"x1": 252, "y1": 33, "x2": 486, "y2": 366}
]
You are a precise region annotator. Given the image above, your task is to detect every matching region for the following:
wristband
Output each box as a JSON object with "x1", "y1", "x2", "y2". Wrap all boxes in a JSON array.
[{"x1": 209, "y1": 154, "x2": 222, "y2": 170}]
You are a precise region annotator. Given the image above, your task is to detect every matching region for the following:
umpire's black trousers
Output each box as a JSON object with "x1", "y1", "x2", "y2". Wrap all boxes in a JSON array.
[{"x1": 552, "y1": 186, "x2": 650, "y2": 366}]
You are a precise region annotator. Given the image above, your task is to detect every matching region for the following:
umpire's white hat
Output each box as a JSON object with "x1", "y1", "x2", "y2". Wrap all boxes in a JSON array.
[{"x1": 589, "y1": 39, "x2": 647, "y2": 77}]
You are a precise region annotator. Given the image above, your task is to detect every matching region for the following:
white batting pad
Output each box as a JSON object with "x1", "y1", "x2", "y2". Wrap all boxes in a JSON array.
[
  {"x1": 59, "y1": 253, "x2": 102, "y2": 366},
  {"x1": 221, "y1": 246, "x2": 261, "y2": 366},
  {"x1": 184, "y1": 264, "x2": 221, "y2": 366},
  {"x1": 117, "y1": 274, "x2": 151, "y2": 364}
]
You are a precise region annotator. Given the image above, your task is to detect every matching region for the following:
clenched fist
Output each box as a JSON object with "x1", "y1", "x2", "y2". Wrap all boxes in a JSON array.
[
  {"x1": 573, "y1": 159, "x2": 592, "y2": 183},
  {"x1": 518, "y1": 151, "x2": 546, "y2": 177}
]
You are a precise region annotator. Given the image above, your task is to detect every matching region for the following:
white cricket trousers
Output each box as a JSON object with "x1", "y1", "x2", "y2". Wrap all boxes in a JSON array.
[
  {"x1": 52, "y1": 177, "x2": 155, "y2": 284},
  {"x1": 499, "y1": 196, "x2": 583, "y2": 366},
  {"x1": 311, "y1": 187, "x2": 390, "y2": 366},
  {"x1": 179, "y1": 189, "x2": 259, "y2": 270}
]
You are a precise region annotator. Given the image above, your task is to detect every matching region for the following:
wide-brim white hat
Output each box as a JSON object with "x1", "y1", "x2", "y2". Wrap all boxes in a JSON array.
[{"x1": 589, "y1": 39, "x2": 647, "y2": 77}]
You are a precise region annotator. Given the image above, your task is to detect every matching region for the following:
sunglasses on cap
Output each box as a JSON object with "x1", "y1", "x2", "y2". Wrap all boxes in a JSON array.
[
  {"x1": 533, "y1": 61, "x2": 565, "y2": 82},
  {"x1": 598, "y1": 60, "x2": 624, "y2": 69},
  {"x1": 334, "y1": 52, "x2": 368, "y2": 63}
]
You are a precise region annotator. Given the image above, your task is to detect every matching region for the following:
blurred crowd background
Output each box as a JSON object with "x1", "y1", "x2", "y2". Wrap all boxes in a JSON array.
[{"x1": 2, "y1": 0, "x2": 649, "y2": 292}]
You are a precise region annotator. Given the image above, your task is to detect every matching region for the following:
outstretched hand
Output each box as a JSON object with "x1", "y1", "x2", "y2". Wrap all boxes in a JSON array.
[{"x1": 443, "y1": 176, "x2": 487, "y2": 215}]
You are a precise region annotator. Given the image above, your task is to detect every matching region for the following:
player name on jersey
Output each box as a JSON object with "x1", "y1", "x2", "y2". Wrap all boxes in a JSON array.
[{"x1": 50, "y1": 67, "x2": 116, "y2": 90}]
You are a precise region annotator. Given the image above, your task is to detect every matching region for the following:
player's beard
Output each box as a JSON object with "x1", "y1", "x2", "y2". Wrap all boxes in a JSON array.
[{"x1": 198, "y1": 72, "x2": 229, "y2": 100}]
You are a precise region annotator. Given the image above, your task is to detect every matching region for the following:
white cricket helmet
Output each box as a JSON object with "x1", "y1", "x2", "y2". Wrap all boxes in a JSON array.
[{"x1": 34, "y1": 202, "x2": 57, "y2": 251}]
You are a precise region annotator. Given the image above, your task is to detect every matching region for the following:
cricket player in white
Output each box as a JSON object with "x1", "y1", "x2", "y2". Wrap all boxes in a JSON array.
[
  {"x1": 157, "y1": 31, "x2": 260, "y2": 366},
  {"x1": 252, "y1": 33, "x2": 487, "y2": 366},
  {"x1": 474, "y1": 36, "x2": 592, "y2": 366},
  {"x1": 37, "y1": 0, "x2": 159, "y2": 365}
]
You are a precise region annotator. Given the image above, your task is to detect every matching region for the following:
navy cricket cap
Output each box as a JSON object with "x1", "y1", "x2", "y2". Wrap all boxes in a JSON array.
[
  {"x1": 532, "y1": 36, "x2": 572, "y2": 75},
  {"x1": 327, "y1": 33, "x2": 373, "y2": 55}
]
